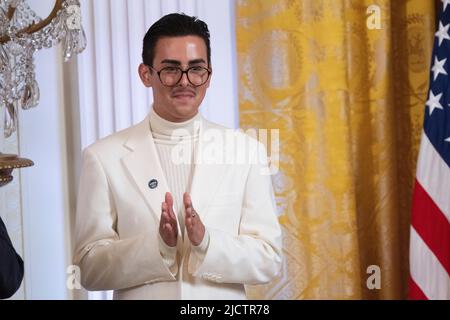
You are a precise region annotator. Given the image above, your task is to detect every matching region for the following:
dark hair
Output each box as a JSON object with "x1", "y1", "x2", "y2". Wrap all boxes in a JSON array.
[{"x1": 142, "y1": 13, "x2": 211, "y2": 67}]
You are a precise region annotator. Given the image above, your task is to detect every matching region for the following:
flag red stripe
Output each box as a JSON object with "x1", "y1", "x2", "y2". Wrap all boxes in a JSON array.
[
  {"x1": 408, "y1": 275, "x2": 428, "y2": 300},
  {"x1": 411, "y1": 179, "x2": 450, "y2": 277}
]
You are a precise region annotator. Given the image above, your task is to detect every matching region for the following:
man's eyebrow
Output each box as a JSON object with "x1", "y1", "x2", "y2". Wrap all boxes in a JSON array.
[
  {"x1": 188, "y1": 59, "x2": 207, "y2": 65},
  {"x1": 160, "y1": 59, "x2": 181, "y2": 65},
  {"x1": 160, "y1": 59, "x2": 207, "y2": 65}
]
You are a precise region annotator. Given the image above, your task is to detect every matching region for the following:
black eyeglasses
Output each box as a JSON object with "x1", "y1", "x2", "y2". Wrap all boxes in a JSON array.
[{"x1": 147, "y1": 65, "x2": 211, "y2": 87}]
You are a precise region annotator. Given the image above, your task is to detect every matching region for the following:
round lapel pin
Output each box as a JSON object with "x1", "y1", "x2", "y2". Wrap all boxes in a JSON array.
[{"x1": 148, "y1": 179, "x2": 158, "y2": 189}]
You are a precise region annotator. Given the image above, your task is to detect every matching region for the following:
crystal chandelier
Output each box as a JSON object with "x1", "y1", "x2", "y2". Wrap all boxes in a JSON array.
[{"x1": 0, "y1": 0, "x2": 86, "y2": 138}]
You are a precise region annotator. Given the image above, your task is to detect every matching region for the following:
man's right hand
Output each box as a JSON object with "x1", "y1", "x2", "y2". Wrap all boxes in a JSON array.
[{"x1": 159, "y1": 192, "x2": 178, "y2": 247}]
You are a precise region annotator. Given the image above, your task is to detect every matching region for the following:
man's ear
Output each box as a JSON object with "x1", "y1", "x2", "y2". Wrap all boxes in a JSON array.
[{"x1": 138, "y1": 63, "x2": 152, "y2": 88}]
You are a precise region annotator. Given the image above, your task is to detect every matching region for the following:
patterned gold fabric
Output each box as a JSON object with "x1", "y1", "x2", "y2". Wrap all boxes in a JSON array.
[{"x1": 236, "y1": 0, "x2": 435, "y2": 299}]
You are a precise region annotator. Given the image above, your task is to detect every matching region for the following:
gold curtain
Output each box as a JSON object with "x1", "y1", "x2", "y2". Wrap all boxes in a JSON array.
[{"x1": 236, "y1": 0, "x2": 435, "y2": 299}]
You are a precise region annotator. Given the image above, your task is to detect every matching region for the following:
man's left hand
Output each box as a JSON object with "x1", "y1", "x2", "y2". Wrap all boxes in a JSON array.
[{"x1": 183, "y1": 192, "x2": 205, "y2": 246}]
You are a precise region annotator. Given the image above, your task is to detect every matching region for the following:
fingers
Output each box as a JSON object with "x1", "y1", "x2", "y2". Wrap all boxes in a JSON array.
[
  {"x1": 166, "y1": 192, "x2": 173, "y2": 208},
  {"x1": 184, "y1": 192, "x2": 196, "y2": 221},
  {"x1": 161, "y1": 202, "x2": 175, "y2": 226},
  {"x1": 160, "y1": 202, "x2": 168, "y2": 230},
  {"x1": 166, "y1": 192, "x2": 177, "y2": 220},
  {"x1": 185, "y1": 206, "x2": 194, "y2": 229},
  {"x1": 181, "y1": 193, "x2": 205, "y2": 246},
  {"x1": 186, "y1": 209, "x2": 204, "y2": 246},
  {"x1": 160, "y1": 220, "x2": 177, "y2": 247},
  {"x1": 161, "y1": 192, "x2": 205, "y2": 247},
  {"x1": 183, "y1": 192, "x2": 192, "y2": 210},
  {"x1": 160, "y1": 196, "x2": 178, "y2": 247},
  {"x1": 162, "y1": 222, "x2": 174, "y2": 234},
  {"x1": 185, "y1": 209, "x2": 203, "y2": 245}
]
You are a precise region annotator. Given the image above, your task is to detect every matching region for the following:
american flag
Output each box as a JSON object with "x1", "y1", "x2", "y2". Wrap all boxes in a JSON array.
[{"x1": 409, "y1": 0, "x2": 450, "y2": 299}]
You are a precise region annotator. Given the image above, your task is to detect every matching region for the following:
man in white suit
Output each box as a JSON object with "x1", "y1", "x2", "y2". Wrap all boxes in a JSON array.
[{"x1": 73, "y1": 13, "x2": 282, "y2": 300}]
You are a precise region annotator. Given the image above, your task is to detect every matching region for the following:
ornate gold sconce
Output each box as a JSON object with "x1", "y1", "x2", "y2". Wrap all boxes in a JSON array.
[{"x1": 0, "y1": 153, "x2": 33, "y2": 187}]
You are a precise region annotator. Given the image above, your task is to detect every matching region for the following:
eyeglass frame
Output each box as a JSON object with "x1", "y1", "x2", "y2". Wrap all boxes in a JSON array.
[{"x1": 146, "y1": 64, "x2": 212, "y2": 87}]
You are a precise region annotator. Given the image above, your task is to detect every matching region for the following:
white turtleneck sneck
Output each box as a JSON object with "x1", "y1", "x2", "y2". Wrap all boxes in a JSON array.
[{"x1": 149, "y1": 108, "x2": 209, "y2": 274}]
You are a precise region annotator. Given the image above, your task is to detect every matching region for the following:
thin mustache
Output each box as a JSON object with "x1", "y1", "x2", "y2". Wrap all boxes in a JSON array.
[{"x1": 172, "y1": 89, "x2": 196, "y2": 96}]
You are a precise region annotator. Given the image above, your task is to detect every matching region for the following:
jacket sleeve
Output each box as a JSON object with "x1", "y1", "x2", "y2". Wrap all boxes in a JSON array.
[
  {"x1": 188, "y1": 141, "x2": 283, "y2": 285},
  {"x1": 73, "y1": 147, "x2": 177, "y2": 291},
  {"x1": 0, "y1": 217, "x2": 24, "y2": 299}
]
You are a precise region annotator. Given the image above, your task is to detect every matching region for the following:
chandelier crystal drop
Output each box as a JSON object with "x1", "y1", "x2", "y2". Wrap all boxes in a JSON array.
[{"x1": 0, "y1": 0, "x2": 86, "y2": 138}]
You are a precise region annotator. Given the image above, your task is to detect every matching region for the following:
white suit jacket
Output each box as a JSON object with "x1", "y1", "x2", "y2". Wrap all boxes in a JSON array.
[{"x1": 73, "y1": 115, "x2": 282, "y2": 299}]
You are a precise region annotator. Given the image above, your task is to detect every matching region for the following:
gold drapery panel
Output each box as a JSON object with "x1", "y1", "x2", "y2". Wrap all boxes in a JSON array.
[{"x1": 237, "y1": 0, "x2": 435, "y2": 299}]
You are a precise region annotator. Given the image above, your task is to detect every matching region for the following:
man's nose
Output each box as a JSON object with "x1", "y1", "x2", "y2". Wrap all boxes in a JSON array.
[{"x1": 178, "y1": 72, "x2": 190, "y2": 87}]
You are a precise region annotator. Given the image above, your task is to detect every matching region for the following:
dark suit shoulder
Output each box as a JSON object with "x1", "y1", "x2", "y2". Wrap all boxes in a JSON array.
[{"x1": 0, "y1": 217, "x2": 24, "y2": 299}]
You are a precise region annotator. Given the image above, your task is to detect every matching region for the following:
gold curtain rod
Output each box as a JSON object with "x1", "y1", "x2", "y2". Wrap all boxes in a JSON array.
[{"x1": 0, "y1": 0, "x2": 63, "y2": 44}]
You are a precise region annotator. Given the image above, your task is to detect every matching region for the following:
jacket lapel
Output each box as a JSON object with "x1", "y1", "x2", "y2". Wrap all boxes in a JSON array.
[{"x1": 121, "y1": 116, "x2": 183, "y2": 234}]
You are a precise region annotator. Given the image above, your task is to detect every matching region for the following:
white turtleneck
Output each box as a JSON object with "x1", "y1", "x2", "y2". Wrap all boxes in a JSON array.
[{"x1": 149, "y1": 107, "x2": 209, "y2": 273}]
